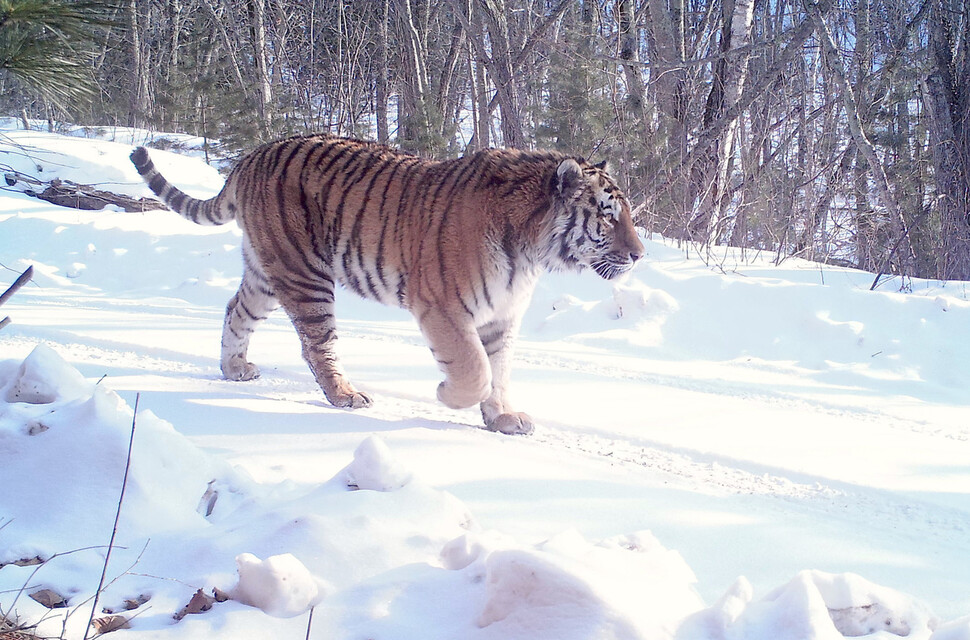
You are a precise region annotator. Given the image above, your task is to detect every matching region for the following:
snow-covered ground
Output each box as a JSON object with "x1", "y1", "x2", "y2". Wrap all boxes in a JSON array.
[{"x1": 1, "y1": 124, "x2": 969, "y2": 639}]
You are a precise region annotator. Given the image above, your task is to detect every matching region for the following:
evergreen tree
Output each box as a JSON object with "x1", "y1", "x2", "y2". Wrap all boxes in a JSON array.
[
  {"x1": 0, "y1": 0, "x2": 116, "y2": 110},
  {"x1": 536, "y1": 2, "x2": 612, "y2": 154}
]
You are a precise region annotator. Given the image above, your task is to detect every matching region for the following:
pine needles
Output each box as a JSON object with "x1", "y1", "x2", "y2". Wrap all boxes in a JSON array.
[{"x1": 0, "y1": 0, "x2": 118, "y2": 108}]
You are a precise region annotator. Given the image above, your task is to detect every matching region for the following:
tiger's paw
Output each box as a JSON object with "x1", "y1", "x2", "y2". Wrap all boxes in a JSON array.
[
  {"x1": 485, "y1": 412, "x2": 535, "y2": 436},
  {"x1": 328, "y1": 389, "x2": 373, "y2": 410},
  {"x1": 222, "y1": 357, "x2": 260, "y2": 381}
]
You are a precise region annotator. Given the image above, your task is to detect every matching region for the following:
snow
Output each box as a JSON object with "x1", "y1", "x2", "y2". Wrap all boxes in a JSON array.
[
  {"x1": 1, "y1": 124, "x2": 969, "y2": 639},
  {"x1": 232, "y1": 552, "x2": 324, "y2": 617},
  {"x1": 341, "y1": 435, "x2": 414, "y2": 491},
  {"x1": 475, "y1": 530, "x2": 703, "y2": 637}
]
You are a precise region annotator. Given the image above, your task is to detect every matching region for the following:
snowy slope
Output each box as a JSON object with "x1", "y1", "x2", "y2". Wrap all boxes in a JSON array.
[{"x1": 1, "y1": 125, "x2": 969, "y2": 639}]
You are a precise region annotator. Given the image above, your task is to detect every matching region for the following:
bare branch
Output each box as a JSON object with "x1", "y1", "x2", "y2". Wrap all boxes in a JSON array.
[
  {"x1": 0, "y1": 265, "x2": 33, "y2": 309},
  {"x1": 83, "y1": 393, "x2": 140, "y2": 640}
]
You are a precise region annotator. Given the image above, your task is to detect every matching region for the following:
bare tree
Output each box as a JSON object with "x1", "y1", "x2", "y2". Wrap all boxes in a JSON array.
[
  {"x1": 247, "y1": 0, "x2": 274, "y2": 139},
  {"x1": 375, "y1": 0, "x2": 391, "y2": 143},
  {"x1": 807, "y1": 0, "x2": 916, "y2": 274},
  {"x1": 687, "y1": 0, "x2": 756, "y2": 245},
  {"x1": 126, "y1": 0, "x2": 149, "y2": 127},
  {"x1": 14, "y1": 0, "x2": 967, "y2": 283},
  {"x1": 923, "y1": 0, "x2": 970, "y2": 280}
]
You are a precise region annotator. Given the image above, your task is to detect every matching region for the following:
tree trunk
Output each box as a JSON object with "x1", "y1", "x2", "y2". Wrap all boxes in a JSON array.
[
  {"x1": 437, "y1": 19, "x2": 466, "y2": 144},
  {"x1": 922, "y1": 0, "x2": 970, "y2": 280},
  {"x1": 469, "y1": 36, "x2": 490, "y2": 151},
  {"x1": 127, "y1": 0, "x2": 149, "y2": 127},
  {"x1": 394, "y1": 0, "x2": 436, "y2": 156},
  {"x1": 476, "y1": 0, "x2": 525, "y2": 148},
  {"x1": 375, "y1": 0, "x2": 390, "y2": 144},
  {"x1": 644, "y1": 0, "x2": 687, "y2": 154},
  {"x1": 247, "y1": 0, "x2": 274, "y2": 140},
  {"x1": 852, "y1": 0, "x2": 878, "y2": 270},
  {"x1": 642, "y1": 0, "x2": 690, "y2": 236},
  {"x1": 688, "y1": 0, "x2": 756, "y2": 244},
  {"x1": 617, "y1": 0, "x2": 646, "y2": 125}
]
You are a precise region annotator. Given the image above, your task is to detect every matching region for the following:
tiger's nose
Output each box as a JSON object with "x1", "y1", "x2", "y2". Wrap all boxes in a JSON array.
[{"x1": 629, "y1": 249, "x2": 644, "y2": 263}]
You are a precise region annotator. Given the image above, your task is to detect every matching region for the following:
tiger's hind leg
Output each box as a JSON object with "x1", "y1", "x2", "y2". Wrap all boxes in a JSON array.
[
  {"x1": 477, "y1": 317, "x2": 534, "y2": 435},
  {"x1": 275, "y1": 275, "x2": 373, "y2": 410},
  {"x1": 221, "y1": 256, "x2": 279, "y2": 381}
]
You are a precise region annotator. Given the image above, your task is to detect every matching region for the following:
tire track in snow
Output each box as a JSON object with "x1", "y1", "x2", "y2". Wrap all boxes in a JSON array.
[
  {"x1": 510, "y1": 345, "x2": 970, "y2": 444},
  {"x1": 530, "y1": 419, "x2": 970, "y2": 554}
]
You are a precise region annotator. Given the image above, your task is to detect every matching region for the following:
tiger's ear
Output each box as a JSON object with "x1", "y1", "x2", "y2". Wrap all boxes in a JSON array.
[
  {"x1": 556, "y1": 158, "x2": 584, "y2": 198},
  {"x1": 593, "y1": 159, "x2": 612, "y2": 174}
]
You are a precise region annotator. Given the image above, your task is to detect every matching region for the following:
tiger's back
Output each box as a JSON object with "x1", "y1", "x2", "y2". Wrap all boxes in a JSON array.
[
  {"x1": 225, "y1": 135, "x2": 423, "y2": 309},
  {"x1": 131, "y1": 134, "x2": 643, "y2": 434},
  {"x1": 222, "y1": 135, "x2": 563, "y2": 315}
]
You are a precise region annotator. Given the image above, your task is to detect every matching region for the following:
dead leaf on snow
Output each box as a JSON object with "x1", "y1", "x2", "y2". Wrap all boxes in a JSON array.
[
  {"x1": 103, "y1": 593, "x2": 151, "y2": 615},
  {"x1": 212, "y1": 587, "x2": 231, "y2": 603},
  {"x1": 91, "y1": 615, "x2": 131, "y2": 634},
  {"x1": 124, "y1": 594, "x2": 151, "y2": 610},
  {"x1": 0, "y1": 627, "x2": 42, "y2": 640},
  {"x1": 197, "y1": 481, "x2": 219, "y2": 517},
  {"x1": 29, "y1": 589, "x2": 66, "y2": 609},
  {"x1": 0, "y1": 556, "x2": 44, "y2": 570},
  {"x1": 24, "y1": 420, "x2": 49, "y2": 436},
  {"x1": 173, "y1": 589, "x2": 214, "y2": 621}
]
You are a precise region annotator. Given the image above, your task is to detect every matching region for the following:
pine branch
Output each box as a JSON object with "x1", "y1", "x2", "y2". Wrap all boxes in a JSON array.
[{"x1": 0, "y1": 0, "x2": 120, "y2": 107}]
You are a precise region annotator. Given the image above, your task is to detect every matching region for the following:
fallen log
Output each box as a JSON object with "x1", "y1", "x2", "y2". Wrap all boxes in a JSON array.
[
  {"x1": 5, "y1": 172, "x2": 166, "y2": 213},
  {"x1": 25, "y1": 178, "x2": 166, "y2": 212}
]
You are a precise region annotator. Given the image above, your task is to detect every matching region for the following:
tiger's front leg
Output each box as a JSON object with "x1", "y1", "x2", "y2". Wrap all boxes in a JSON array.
[
  {"x1": 477, "y1": 318, "x2": 534, "y2": 435},
  {"x1": 416, "y1": 308, "x2": 493, "y2": 412}
]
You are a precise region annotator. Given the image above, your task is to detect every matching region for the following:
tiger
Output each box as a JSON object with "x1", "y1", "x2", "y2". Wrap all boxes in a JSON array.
[{"x1": 130, "y1": 134, "x2": 644, "y2": 435}]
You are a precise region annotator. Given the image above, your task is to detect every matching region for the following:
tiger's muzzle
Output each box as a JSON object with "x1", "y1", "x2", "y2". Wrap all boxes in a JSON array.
[{"x1": 591, "y1": 248, "x2": 643, "y2": 280}]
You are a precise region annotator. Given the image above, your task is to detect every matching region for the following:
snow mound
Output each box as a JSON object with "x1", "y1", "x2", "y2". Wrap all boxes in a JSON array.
[
  {"x1": 679, "y1": 570, "x2": 938, "y2": 640},
  {"x1": 526, "y1": 277, "x2": 679, "y2": 348},
  {"x1": 475, "y1": 530, "x2": 703, "y2": 639},
  {"x1": 341, "y1": 435, "x2": 414, "y2": 491},
  {"x1": 3, "y1": 343, "x2": 91, "y2": 404},
  {"x1": 931, "y1": 616, "x2": 970, "y2": 640},
  {"x1": 0, "y1": 344, "x2": 473, "y2": 636},
  {"x1": 806, "y1": 570, "x2": 934, "y2": 636},
  {"x1": 0, "y1": 344, "x2": 236, "y2": 558},
  {"x1": 232, "y1": 552, "x2": 325, "y2": 617},
  {"x1": 440, "y1": 530, "x2": 518, "y2": 572}
]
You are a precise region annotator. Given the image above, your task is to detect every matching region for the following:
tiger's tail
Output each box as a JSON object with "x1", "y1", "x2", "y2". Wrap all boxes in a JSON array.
[{"x1": 130, "y1": 146, "x2": 235, "y2": 226}]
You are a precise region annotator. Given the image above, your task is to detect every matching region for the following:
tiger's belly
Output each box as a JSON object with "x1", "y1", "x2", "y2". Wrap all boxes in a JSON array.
[
  {"x1": 332, "y1": 252, "x2": 537, "y2": 328},
  {"x1": 333, "y1": 256, "x2": 408, "y2": 308}
]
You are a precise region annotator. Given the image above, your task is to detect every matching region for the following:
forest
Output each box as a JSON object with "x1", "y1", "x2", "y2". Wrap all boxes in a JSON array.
[{"x1": 2, "y1": 0, "x2": 969, "y2": 282}]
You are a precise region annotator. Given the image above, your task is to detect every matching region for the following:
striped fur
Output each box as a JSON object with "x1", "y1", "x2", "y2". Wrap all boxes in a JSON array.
[{"x1": 131, "y1": 135, "x2": 643, "y2": 434}]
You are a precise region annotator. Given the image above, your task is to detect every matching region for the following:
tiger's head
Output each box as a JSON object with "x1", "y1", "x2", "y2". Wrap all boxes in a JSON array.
[{"x1": 543, "y1": 158, "x2": 644, "y2": 280}]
